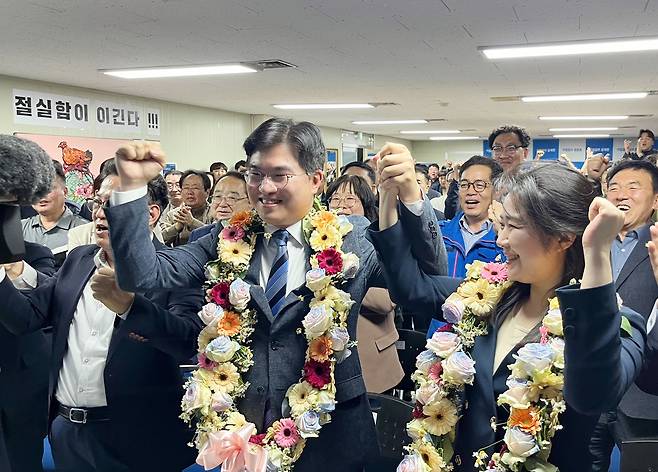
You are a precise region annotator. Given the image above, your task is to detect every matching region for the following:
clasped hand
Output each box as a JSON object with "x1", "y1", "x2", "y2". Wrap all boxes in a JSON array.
[{"x1": 374, "y1": 143, "x2": 422, "y2": 203}]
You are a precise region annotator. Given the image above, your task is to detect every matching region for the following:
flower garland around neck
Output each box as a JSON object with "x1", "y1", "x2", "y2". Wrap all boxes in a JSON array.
[{"x1": 181, "y1": 200, "x2": 360, "y2": 472}]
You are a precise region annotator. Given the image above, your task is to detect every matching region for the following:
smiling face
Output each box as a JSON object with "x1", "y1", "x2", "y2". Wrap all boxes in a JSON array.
[
  {"x1": 328, "y1": 182, "x2": 365, "y2": 217},
  {"x1": 606, "y1": 168, "x2": 658, "y2": 234},
  {"x1": 211, "y1": 175, "x2": 251, "y2": 222},
  {"x1": 246, "y1": 143, "x2": 323, "y2": 228},
  {"x1": 458, "y1": 164, "x2": 494, "y2": 221},
  {"x1": 639, "y1": 132, "x2": 655, "y2": 153},
  {"x1": 491, "y1": 132, "x2": 528, "y2": 172},
  {"x1": 496, "y1": 196, "x2": 568, "y2": 285}
]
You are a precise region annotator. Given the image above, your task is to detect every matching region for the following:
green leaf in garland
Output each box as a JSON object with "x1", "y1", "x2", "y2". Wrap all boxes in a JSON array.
[{"x1": 620, "y1": 315, "x2": 633, "y2": 338}]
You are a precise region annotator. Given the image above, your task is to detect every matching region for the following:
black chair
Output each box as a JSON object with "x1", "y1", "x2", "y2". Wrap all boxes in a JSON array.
[
  {"x1": 366, "y1": 393, "x2": 413, "y2": 472},
  {"x1": 394, "y1": 328, "x2": 427, "y2": 394},
  {"x1": 621, "y1": 440, "x2": 658, "y2": 471}
]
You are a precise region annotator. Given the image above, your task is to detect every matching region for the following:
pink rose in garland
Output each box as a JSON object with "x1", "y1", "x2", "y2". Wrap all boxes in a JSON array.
[
  {"x1": 220, "y1": 225, "x2": 246, "y2": 242},
  {"x1": 210, "y1": 281, "x2": 231, "y2": 308},
  {"x1": 249, "y1": 433, "x2": 266, "y2": 446},
  {"x1": 197, "y1": 352, "x2": 218, "y2": 370},
  {"x1": 481, "y1": 262, "x2": 508, "y2": 284},
  {"x1": 303, "y1": 359, "x2": 332, "y2": 388},
  {"x1": 316, "y1": 248, "x2": 343, "y2": 275},
  {"x1": 274, "y1": 418, "x2": 301, "y2": 448}
]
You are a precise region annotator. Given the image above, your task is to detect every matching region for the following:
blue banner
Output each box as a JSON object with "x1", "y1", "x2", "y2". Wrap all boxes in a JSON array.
[
  {"x1": 532, "y1": 139, "x2": 559, "y2": 160},
  {"x1": 482, "y1": 140, "x2": 492, "y2": 158},
  {"x1": 585, "y1": 138, "x2": 613, "y2": 158}
]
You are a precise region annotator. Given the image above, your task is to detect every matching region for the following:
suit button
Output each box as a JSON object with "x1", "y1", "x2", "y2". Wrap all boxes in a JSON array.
[
  {"x1": 564, "y1": 325, "x2": 575, "y2": 337},
  {"x1": 271, "y1": 341, "x2": 279, "y2": 351},
  {"x1": 257, "y1": 386, "x2": 265, "y2": 394}
]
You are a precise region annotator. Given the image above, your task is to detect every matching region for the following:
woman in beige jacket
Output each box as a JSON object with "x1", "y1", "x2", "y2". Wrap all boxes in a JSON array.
[{"x1": 327, "y1": 174, "x2": 404, "y2": 393}]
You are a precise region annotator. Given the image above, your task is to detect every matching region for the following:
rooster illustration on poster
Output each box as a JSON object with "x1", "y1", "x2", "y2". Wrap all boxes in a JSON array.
[{"x1": 58, "y1": 141, "x2": 94, "y2": 205}]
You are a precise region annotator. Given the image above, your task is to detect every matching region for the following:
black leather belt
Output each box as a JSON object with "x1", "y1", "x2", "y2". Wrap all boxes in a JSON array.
[{"x1": 57, "y1": 404, "x2": 110, "y2": 424}]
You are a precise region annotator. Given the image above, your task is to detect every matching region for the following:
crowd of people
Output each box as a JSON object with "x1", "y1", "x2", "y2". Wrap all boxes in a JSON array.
[{"x1": 0, "y1": 119, "x2": 656, "y2": 472}]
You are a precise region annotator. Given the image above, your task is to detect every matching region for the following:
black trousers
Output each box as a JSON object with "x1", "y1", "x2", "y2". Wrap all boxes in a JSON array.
[
  {"x1": 50, "y1": 416, "x2": 130, "y2": 472},
  {"x1": 590, "y1": 410, "x2": 658, "y2": 471},
  {"x1": 0, "y1": 378, "x2": 48, "y2": 472}
]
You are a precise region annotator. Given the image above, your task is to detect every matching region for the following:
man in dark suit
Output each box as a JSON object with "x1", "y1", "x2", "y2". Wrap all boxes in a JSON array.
[
  {"x1": 104, "y1": 119, "x2": 446, "y2": 471},
  {"x1": 0, "y1": 242, "x2": 54, "y2": 472},
  {"x1": 0, "y1": 170, "x2": 203, "y2": 471},
  {"x1": 590, "y1": 159, "x2": 658, "y2": 471}
]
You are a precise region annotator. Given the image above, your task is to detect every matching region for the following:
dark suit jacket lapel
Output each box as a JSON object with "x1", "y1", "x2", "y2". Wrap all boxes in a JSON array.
[
  {"x1": 108, "y1": 237, "x2": 162, "y2": 362},
  {"x1": 616, "y1": 224, "x2": 651, "y2": 289},
  {"x1": 244, "y1": 235, "x2": 275, "y2": 324},
  {"x1": 272, "y1": 242, "x2": 313, "y2": 325}
]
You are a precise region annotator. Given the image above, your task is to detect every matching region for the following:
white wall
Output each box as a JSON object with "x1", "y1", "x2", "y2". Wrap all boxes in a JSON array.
[{"x1": 412, "y1": 140, "x2": 485, "y2": 165}]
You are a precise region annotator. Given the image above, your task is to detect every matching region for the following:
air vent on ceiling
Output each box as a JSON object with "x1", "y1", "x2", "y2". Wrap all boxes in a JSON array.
[
  {"x1": 248, "y1": 59, "x2": 297, "y2": 70},
  {"x1": 426, "y1": 118, "x2": 447, "y2": 122}
]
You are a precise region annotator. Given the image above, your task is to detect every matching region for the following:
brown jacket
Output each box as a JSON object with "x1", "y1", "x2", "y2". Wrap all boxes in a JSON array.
[{"x1": 356, "y1": 287, "x2": 404, "y2": 393}]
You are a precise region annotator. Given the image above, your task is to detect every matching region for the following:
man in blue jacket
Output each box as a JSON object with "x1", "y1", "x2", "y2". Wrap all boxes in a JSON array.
[{"x1": 440, "y1": 155, "x2": 504, "y2": 277}]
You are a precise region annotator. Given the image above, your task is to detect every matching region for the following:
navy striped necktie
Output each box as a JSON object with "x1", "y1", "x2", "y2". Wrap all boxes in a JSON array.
[{"x1": 265, "y1": 229, "x2": 289, "y2": 316}]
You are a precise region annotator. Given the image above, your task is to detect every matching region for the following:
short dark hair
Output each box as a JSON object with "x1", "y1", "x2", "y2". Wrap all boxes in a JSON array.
[
  {"x1": 92, "y1": 159, "x2": 118, "y2": 193},
  {"x1": 52, "y1": 160, "x2": 65, "y2": 183},
  {"x1": 639, "y1": 129, "x2": 655, "y2": 141},
  {"x1": 428, "y1": 163, "x2": 440, "y2": 171},
  {"x1": 210, "y1": 161, "x2": 228, "y2": 172},
  {"x1": 341, "y1": 161, "x2": 376, "y2": 186},
  {"x1": 234, "y1": 160, "x2": 247, "y2": 171},
  {"x1": 99, "y1": 158, "x2": 115, "y2": 175},
  {"x1": 146, "y1": 174, "x2": 169, "y2": 220},
  {"x1": 243, "y1": 118, "x2": 326, "y2": 174},
  {"x1": 326, "y1": 174, "x2": 378, "y2": 222},
  {"x1": 607, "y1": 159, "x2": 658, "y2": 194},
  {"x1": 212, "y1": 171, "x2": 247, "y2": 193},
  {"x1": 164, "y1": 169, "x2": 183, "y2": 178},
  {"x1": 459, "y1": 155, "x2": 504, "y2": 181},
  {"x1": 180, "y1": 170, "x2": 211, "y2": 191},
  {"x1": 488, "y1": 125, "x2": 531, "y2": 149},
  {"x1": 414, "y1": 164, "x2": 430, "y2": 182}
]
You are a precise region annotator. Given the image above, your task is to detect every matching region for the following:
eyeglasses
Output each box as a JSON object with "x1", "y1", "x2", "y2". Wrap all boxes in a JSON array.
[
  {"x1": 212, "y1": 194, "x2": 248, "y2": 206},
  {"x1": 491, "y1": 144, "x2": 524, "y2": 156},
  {"x1": 245, "y1": 171, "x2": 305, "y2": 190},
  {"x1": 329, "y1": 195, "x2": 359, "y2": 208},
  {"x1": 458, "y1": 180, "x2": 491, "y2": 193}
]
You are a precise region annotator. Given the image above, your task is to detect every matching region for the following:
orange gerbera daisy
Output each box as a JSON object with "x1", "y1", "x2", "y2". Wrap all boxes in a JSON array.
[
  {"x1": 217, "y1": 311, "x2": 241, "y2": 336},
  {"x1": 508, "y1": 407, "x2": 541, "y2": 435},
  {"x1": 311, "y1": 211, "x2": 338, "y2": 229},
  {"x1": 309, "y1": 336, "x2": 333, "y2": 362},
  {"x1": 229, "y1": 211, "x2": 252, "y2": 229}
]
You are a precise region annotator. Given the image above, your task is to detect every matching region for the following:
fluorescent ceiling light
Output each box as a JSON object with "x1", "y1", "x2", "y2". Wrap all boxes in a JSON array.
[
  {"x1": 275, "y1": 104, "x2": 374, "y2": 110},
  {"x1": 429, "y1": 136, "x2": 480, "y2": 141},
  {"x1": 553, "y1": 134, "x2": 610, "y2": 138},
  {"x1": 481, "y1": 37, "x2": 658, "y2": 59},
  {"x1": 522, "y1": 92, "x2": 647, "y2": 102},
  {"x1": 102, "y1": 64, "x2": 258, "y2": 79},
  {"x1": 400, "y1": 130, "x2": 461, "y2": 134},
  {"x1": 539, "y1": 115, "x2": 628, "y2": 121},
  {"x1": 549, "y1": 127, "x2": 618, "y2": 131},
  {"x1": 351, "y1": 119, "x2": 427, "y2": 125}
]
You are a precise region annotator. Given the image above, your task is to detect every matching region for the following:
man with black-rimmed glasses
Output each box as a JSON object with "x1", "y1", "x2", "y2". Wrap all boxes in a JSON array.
[{"x1": 439, "y1": 155, "x2": 505, "y2": 277}]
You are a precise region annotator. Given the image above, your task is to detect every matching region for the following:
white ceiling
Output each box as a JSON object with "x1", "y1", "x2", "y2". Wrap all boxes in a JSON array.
[{"x1": 3, "y1": 0, "x2": 658, "y2": 140}]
